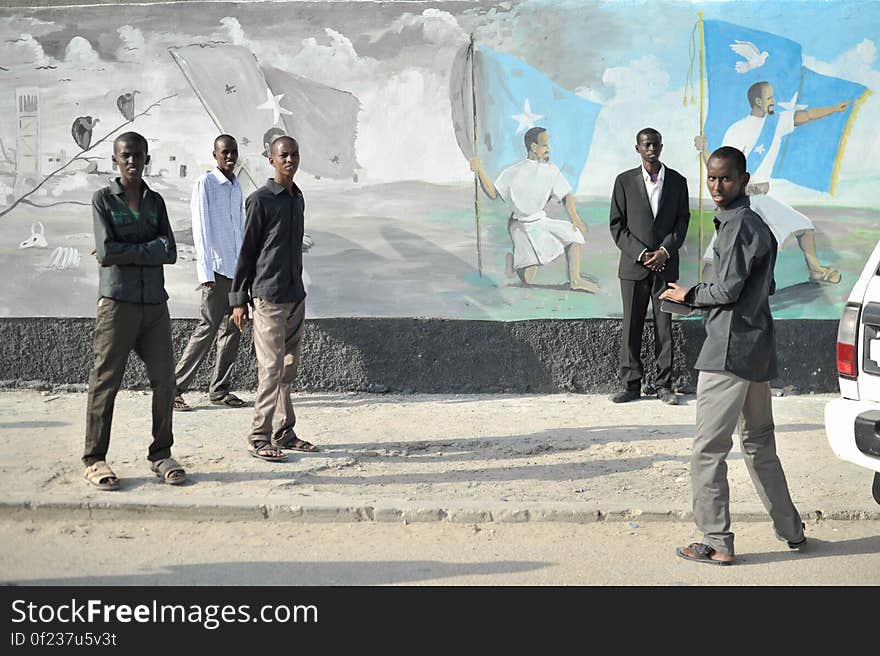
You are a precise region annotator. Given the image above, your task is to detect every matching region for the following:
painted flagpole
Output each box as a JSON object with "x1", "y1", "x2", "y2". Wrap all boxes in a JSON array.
[
  {"x1": 697, "y1": 11, "x2": 706, "y2": 283},
  {"x1": 470, "y1": 33, "x2": 483, "y2": 277}
]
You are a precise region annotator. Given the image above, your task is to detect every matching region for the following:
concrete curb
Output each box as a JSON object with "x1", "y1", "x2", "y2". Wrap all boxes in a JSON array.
[{"x1": 3, "y1": 500, "x2": 878, "y2": 523}]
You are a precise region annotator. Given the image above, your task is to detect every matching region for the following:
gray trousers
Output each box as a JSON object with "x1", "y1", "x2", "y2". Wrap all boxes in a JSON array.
[
  {"x1": 174, "y1": 274, "x2": 241, "y2": 400},
  {"x1": 249, "y1": 298, "x2": 305, "y2": 444},
  {"x1": 83, "y1": 298, "x2": 174, "y2": 466},
  {"x1": 691, "y1": 370, "x2": 805, "y2": 555}
]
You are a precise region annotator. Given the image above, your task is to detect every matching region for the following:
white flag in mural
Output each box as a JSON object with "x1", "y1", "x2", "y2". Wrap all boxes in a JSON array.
[
  {"x1": 262, "y1": 65, "x2": 360, "y2": 180},
  {"x1": 169, "y1": 44, "x2": 360, "y2": 182}
]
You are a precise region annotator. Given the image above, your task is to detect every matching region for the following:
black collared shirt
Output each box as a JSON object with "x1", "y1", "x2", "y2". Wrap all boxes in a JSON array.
[
  {"x1": 685, "y1": 195, "x2": 778, "y2": 382},
  {"x1": 92, "y1": 177, "x2": 177, "y2": 304},
  {"x1": 230, "y1": 179, "x2": 306, "y2": 307}
]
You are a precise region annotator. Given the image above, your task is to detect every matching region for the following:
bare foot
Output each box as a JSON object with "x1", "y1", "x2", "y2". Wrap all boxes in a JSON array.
[{"x1": 570, "y1": 278, "x2": 599, "y2": 294}]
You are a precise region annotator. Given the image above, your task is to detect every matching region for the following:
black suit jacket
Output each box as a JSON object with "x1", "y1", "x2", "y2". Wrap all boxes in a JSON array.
[{"x1": 609, "y1": 165, "x2": 690, "y2": 282}]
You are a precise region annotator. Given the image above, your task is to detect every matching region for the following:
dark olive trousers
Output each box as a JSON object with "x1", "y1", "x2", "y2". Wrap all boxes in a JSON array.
[
  {"x1": 83, "y1": 298, "x2": 175, "y2": 466},
  {"x1": 174, "y1": 274, "x2": 242, "y2": 400}
]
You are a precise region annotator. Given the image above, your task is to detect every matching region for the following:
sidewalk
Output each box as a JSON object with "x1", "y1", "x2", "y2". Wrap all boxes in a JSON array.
[{"x1": 1, "y1": 388, "x2": 877, "y2": 522}]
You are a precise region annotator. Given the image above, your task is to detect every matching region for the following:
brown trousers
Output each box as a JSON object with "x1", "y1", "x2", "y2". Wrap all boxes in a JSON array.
[{"x1": 249, "y1": 298, "x2": 305, "y2": 444}]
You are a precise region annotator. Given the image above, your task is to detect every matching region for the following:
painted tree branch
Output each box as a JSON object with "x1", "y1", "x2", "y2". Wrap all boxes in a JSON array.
[
  {"x1": 0, "y1": 93, "x2": 177, "y2": 220},
  {"x1": 22, "y1": 199, "x2": 90, "y2": 208}
]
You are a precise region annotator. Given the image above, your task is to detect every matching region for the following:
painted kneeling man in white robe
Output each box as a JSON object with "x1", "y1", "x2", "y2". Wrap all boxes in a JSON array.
[{"x1": 470, "y1": 127, "x2": 597, "y2": 293}]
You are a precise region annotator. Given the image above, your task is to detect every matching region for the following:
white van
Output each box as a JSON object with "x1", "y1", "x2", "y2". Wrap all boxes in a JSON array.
[{"x1": 825, "y1": 239, "x2": 880, "y2": 505}]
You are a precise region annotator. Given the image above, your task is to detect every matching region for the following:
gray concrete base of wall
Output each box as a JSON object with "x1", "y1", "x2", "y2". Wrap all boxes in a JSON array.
[{"x1": 0, "y1": 317, "x2": 838, "y2": 393}]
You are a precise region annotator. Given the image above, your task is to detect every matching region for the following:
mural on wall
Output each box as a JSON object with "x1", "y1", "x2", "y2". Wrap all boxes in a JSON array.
[{"x1": 0, "y1": 0, "x2": 877, "y2": 321}]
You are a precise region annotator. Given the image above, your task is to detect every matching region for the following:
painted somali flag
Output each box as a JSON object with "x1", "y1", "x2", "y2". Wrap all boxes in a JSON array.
[
  {"x1": 703, "y1": 20, "x2": 803, "y2": 160},
  {"x1": 773, "y1": 67, "x2": 870, "y2": 193},
  {"x1": 450, "y1": 44, "x2": 601, "y2": 191},
  {"x1": 703, "y1": 19, "x2": 869, "y2": 194},
  {"x1": 170, "y1": 44, "x2": 360, "y2": 186}
]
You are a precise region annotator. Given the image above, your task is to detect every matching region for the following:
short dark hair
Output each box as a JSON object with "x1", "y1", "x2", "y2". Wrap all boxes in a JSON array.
[
  {"x1": 524, "y1": 126, "x2": 547, "y2": 152},
  {"x1": 270, "y1": 135, "x2": 298, "y2": 156},
  {"x1": 636, "y1": 127, "x2": 661, "y2": 143},
  {"x1": 747, "y1": 81, "x2": 771, "y2": 107},
  {"x1": 214, "y1": 134, "x2": 236, "y2": 150},
  {"x1": 708, "y1": 146, "x2": 747, "y2": 176},
  {"x1": 114, "y1": 131, "x2": 147, "y2": 154}
]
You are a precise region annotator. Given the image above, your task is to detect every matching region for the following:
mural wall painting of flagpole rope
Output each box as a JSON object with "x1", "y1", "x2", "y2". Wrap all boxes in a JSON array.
[{"x1": 0, "y1": 0, "x2": 877, "y2": 320}]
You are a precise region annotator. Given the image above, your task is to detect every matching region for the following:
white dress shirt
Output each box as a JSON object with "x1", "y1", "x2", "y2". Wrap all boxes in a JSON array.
[
  {"x1": 191, "y1": 168, "x2": 245, "y2": 283},
  {"x1": 637, "y1": 164, "x2": 668, "y2": 262},
  {"x1": 642, "y1": 164, "x2": 665, "y2": 218}
]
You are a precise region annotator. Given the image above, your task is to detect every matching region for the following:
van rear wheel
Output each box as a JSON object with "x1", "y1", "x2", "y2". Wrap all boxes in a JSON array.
[{"x1": 873, "y1": 472, "x2": 880, "y2": 506}]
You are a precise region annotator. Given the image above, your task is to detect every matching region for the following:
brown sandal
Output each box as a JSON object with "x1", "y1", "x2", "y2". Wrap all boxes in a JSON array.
[
  {"x1": 150, "y1": 457, "x2": 187, "y2": 485},
  {"x1": 173, "y1": 395, "x2": 193, "y2": 411},
  {"x1": 210, "y1": 393, "x2": 246, "y2": 407},
  {"x1": 272, "y1": 431, "x2": 319, "y2": 452},
  {"x1": 248, "y1": 439, "x2": 288, "y2": 462},
  {"x1": 83, "y1": 461, "x2": 120, "y2": 491},
  {"x1": 675, "y1": 543, "x2": 734, "y2": 566}
]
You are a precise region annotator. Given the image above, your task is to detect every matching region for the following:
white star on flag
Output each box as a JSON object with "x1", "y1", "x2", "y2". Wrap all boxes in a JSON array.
[
  {"x1": 754, "y1": 144, "x2": 766, "y2": 154},
  {"x1": 256, "y1": 88, "x2": 293, "y2": 125},
  {"x1": 511, "y1": 99, "x2": 543, "y2": 134},
  {"x1": 777, "y1": 92, "x2": 807, "y2": 112}
]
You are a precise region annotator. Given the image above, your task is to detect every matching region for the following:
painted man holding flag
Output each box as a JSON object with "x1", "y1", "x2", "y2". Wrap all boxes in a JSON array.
[
  {"x1": 469, "y1": 127, "x2": 597, "y2": 293},
  {"x1": 697, "y1": 18, "x2": 868, "y2": 287},
  {"x1": 696, "y1": 80, "x2": 852, "y2": 284}
]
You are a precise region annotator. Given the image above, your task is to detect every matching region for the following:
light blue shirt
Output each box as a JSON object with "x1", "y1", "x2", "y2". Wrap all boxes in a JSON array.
[{"x1": 191, "y1": 168, "x2": 245, "y2": 283}]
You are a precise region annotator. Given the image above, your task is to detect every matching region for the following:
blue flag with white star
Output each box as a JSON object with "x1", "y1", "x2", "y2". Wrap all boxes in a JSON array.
[
  {"x1": 703, "y1": 19, "x2": 869, "y2": 194},
  {"x1": 450, "y1": 44, "x2": 601, "y2": 190}
]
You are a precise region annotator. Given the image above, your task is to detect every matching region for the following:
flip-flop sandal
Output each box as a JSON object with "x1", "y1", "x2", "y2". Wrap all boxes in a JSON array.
[
  {"x1": 173, "y1": 395, "x2": 193, "y2": 411},
  {"x1": 272, "y1": 431, "x2": 319, "y2": 452},
  {"x1": 150, "y1": 457, "x2": 187, "y2": 485},
  {"x1": 211, "y1": 393, "x2": 246, "y2": 407},
  {"x1": 83, "y1": 461, "x2": 120, "y2": 491},
  {"x1": 675, "y1": 543, "x2": 734, "y2": 566},
  {"x1": 248, "y1": 439, "x2": 288, "y2": 462}
]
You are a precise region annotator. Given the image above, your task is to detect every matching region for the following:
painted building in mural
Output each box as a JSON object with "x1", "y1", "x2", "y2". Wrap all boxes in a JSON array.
[{"x1": 0, "y1": 0, "x2": 877, "y2": 320}]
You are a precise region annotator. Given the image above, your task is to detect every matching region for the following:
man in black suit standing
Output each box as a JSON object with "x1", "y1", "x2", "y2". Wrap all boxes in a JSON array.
[{"x1": 609, "y1": 128, "x2": 690, "y2": 405}]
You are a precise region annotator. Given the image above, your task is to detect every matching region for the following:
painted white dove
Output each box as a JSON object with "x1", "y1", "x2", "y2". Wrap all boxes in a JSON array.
[{"x1": 730, "y1": 40, "x2": 769, "y2": 73}]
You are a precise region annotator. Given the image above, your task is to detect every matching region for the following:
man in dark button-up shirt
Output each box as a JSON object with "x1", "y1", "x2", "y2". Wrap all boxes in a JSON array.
[
  {"x1": 92, "y1": 165, "x2": 177, "y2": 304},
  {"x1": 230, "y1": 135, "x2": 317, "y2": 462},
  {"x1": 660, "y1": 146, "x2": 805, "y2": 565},
  {"x1": 82, "y1": 132, "x2": 185, "y2": 490},
  {"x1": 228, "y1": 178, "x2": 305, "y2": 307}
]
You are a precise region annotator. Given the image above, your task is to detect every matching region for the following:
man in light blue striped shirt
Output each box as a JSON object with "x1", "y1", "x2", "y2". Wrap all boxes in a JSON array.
[{"x1": 174, "y1": 135, "x2": 247, "y2": 410}]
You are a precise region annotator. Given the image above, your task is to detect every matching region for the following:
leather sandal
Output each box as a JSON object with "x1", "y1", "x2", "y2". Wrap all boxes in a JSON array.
[{"x1": 83, "y1": 461, "x2": 120, "y2": 491}]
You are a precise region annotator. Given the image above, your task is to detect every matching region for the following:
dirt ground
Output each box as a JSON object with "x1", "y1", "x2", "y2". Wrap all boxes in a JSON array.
[
  {"x1": 1, "y1": 388, "x2": 876, "y2": 520},
  {"x1": 2, "y1": 516, "x2": 879, "y2": 586}
]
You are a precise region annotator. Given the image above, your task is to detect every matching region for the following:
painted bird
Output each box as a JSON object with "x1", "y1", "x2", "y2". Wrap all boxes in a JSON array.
[
  {"x1": 71, "y1": 116, "x2": 99, "y2": 150},
  {"x1": 116, "y1": 90, "x2": 140, "y2": 121},
  {"x1": 730, "y1": 40, "x2": 769, "y2": 73}
]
